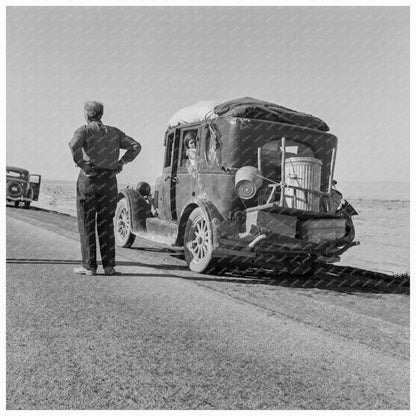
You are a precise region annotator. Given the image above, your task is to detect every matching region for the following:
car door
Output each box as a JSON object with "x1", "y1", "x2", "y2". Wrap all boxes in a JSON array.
[
  {"x1": 159, "y1": 128, "x2": 180, "y2": 220},
  {"x1": 29, "y1": 174, "x2": 41, "y2": 201},
  {"x1": 175, "y1": 128, "x2": 199, "y2": 217}
]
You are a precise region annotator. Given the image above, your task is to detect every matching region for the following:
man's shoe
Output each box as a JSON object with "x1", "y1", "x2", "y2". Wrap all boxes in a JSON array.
[
  {"x1": 73, "y1": 266, "x2": 96, "y2": 276},
  {"x1": 104, "y1": 266, "x2": 117, "y2": 276}
]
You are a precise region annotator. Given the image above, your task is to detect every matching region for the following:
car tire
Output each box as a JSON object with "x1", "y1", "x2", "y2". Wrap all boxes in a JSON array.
[
  {"x1": 184, "y1": 207, "x2": 217, "y2": 274},
  {"x1": 7, "y1": 181, "x2": 24, "y2": 198},
  {"x1": 114, "y1": 197, "x2": 136, "y2": 248},
  {"x1": 14, "y1": 201, "x2": 19, "y2": 208},
  {"x1": 24, "y1": 201, "x2": 31, "y2": 209}
]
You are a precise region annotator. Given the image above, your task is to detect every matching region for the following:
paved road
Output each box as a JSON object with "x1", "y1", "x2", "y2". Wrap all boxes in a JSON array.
[{"x1": 6, "y1": 207, "x2": 410, "y2": 410}]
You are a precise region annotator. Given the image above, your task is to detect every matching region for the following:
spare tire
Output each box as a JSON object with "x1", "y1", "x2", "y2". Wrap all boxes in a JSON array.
[{"x1": 7, "y1": 181, "x2": 24, "y2": 198}]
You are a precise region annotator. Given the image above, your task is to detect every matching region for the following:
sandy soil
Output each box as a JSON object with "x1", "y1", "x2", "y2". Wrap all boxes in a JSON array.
[
  {"x1": 33, "y1": 180, "x2": 410, "y2": 276},
  {"x1": 338, "y1": 199, "x2": 409, "y2": 275}
]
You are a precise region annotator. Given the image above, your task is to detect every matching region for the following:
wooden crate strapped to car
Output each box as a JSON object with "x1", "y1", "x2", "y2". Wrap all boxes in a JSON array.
[{"x1": 297, "y1": 218, "x2": 346, "y2": 243}]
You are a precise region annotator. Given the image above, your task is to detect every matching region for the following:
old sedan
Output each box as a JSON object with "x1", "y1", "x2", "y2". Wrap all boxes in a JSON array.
[
  {"x1": 6, "y1": 166, "x2": 41, "y2": 209},
  {"x1": 114, "y1": 98, "x2": 358, "y2": 274}
]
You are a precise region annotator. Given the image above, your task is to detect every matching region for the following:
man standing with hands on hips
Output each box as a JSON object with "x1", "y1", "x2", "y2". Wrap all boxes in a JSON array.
[{"x1": 69, "y1": 101, "x2": 141, "y2": 276}]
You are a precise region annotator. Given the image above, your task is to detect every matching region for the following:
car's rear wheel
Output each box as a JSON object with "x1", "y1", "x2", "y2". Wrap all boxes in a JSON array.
[
  {"x1": 184, "y1": 207, "x2": 217, "y2": 273},
  {"x1": 115, "y1": 197, "x2": 136, "y2": 247},
  {"x1": 14, "y1": 201, "x2": 19, "y2": 208},
  {"x1": 24, "y1": 201, "x2": 31, "y2": 209}
]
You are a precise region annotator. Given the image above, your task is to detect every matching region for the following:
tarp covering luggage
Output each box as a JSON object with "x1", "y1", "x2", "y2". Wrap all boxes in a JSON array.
[
  {"x1": 168, "y1": 97, "x2": 329, "y2": 131},
  {"x1": 213, "y1": 97, "x2": 329, "y2": 131}
]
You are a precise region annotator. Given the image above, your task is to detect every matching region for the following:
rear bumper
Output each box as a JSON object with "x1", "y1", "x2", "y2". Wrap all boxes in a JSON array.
[
  {"x1": 6, "y1": 196, "x2": 33, "y2": 202},
  {"x1": 212, "y1": 202, "x2": 359, "y2": 265},
  {"x1": 213, "y1": 236, "x2": 359, "y2": 260}
]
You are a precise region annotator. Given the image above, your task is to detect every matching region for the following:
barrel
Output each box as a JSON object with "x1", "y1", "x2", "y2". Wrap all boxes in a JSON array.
[
  {"x1": 284, "y1": 157, "x2": 322, "y2": 211},
  {"x1": 235, "y1": 166, "x2": 263, "y2": 200}
]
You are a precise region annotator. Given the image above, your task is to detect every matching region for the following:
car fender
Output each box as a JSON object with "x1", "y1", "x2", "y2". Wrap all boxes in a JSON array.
[
  {"x1": 343, "y1": 215, "x2": 355, "y2": 243},
  {"x1": 175, "y1": 197, "x2": 224, "y2": 247},
  {"x1": 118, "y1": 188, "x2": 150, "y2": 233}
]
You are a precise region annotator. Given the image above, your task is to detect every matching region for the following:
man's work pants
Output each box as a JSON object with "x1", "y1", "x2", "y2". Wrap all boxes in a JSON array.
[{"x1": 76, "y1": 170, "x2": 118, "y2": 270}]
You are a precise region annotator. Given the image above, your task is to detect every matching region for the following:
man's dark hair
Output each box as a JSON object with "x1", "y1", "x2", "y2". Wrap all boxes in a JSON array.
[{"x1": 84, "y1": 101, "x2": 104, "y2": 121}]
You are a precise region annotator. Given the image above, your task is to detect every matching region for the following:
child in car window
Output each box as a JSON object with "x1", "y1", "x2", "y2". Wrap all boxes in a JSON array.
[{"x1": 184, "y1": 131, "x2": 197, "y2": 169}]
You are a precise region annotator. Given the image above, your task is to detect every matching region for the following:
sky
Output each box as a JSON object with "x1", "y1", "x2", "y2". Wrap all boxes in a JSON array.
[{"x1": 6, "y1": 6, "x2": 410, "y2": 189}]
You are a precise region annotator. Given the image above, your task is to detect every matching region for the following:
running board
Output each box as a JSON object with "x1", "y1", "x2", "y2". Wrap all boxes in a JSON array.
[{"x1": 134, "y1": 218, "x2": 178, "y2": 246}]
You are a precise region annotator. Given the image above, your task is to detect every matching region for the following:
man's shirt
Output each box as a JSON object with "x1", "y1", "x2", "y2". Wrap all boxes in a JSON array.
[{"x1": 69, "y1": 121, "x2": 141, "y2": 170}]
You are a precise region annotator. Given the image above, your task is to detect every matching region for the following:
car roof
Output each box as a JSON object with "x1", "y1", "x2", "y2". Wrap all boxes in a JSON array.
[{"x1": 6, "y1": 166, "x2": 29, "y2": 174}]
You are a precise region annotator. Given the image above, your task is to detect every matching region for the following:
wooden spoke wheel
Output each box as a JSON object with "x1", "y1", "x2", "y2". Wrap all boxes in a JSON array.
[
  {"x1": 114, "y1": 197, "x2": 136, "y2": 248},
  {"x1": 184, "y1": 207, "x2": 217, "y2": 273}
]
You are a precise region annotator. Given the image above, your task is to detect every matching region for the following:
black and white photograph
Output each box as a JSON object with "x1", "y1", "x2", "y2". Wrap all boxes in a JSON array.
[{"x1": 4, "y1": 2, "x2": 412, "y2": 411}]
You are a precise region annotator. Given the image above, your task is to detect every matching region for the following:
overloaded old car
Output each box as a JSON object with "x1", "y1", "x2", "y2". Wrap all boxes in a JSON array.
[
  {"x1": 115, "y1": 97, "x2": 358, "y2": 274},
  {"x1": 6, "y1": 166, "x2": 41, "y2": 209}
]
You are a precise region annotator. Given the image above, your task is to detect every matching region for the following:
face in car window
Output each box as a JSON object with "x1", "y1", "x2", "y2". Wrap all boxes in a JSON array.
[{"x1": 181, "y1": 130, "x2": 198, "y2": 166}]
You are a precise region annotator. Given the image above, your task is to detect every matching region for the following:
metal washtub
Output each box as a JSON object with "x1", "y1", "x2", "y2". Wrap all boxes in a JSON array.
[{"x1": 284, "y1": 157, "x2": 322, "y2": 211}]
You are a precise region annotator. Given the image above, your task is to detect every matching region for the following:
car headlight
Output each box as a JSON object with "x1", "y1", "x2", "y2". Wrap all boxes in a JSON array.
[
  {"x1": 235, "y1": 166, "x2": 263, "y2": 200},
  {"x1": 136, "y1": 181, "x2": 151, "y2": 197}
]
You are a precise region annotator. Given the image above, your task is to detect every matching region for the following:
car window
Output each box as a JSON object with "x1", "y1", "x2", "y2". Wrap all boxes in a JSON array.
[
  {"x1": 262, "y1": 139, "x2": 314, "y2": 159},
  {"x1": 261, "y1": 139, "x2": 315, "y2": 181},
  {"x1": 180, "y1": 129, "x2": 198, "y2": 167},
  {"x1": 164, "y1": 133, "x2": 174, "y2": 168},
  {"x1": 7, "y1": 170, "x2": 23, "y2": 178},
  {"x1": 205, "y1": 126, "x2": 220, "y2": 166}
]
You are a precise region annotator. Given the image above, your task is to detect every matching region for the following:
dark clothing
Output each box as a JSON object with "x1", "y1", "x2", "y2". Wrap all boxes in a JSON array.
[
  {"x1": 69, "y1": 121, "x2": 141, "y2": 170},
  {"x1": 69, "y1": 120, "x2": 141, "y2": 271},
  {"x1": 76, "y1": 170, "x2": 118, "y2": 270}
]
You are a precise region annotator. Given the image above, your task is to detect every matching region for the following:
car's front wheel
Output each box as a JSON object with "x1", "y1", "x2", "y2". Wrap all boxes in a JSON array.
[
  {"x1": 184, "y1": 207, "x2": 217, "y2": 273},
  {"x1": 114, "y1": 197, "x2": 136, "y2": 248}
]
